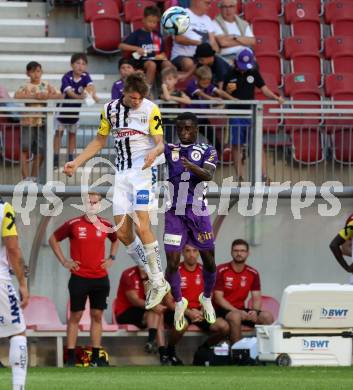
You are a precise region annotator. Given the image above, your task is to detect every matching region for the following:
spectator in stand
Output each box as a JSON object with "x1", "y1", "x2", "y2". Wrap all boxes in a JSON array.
[
  {"x1": 115, "y1": 265, "x2": 169, "y2": 365},
  {"x1": 224, "y1": 47, "x2": 284, "y2": 183},
  {"x1": 330, "y1": 213, "x2": 353, "y2": 284},
  {"x1": 119, "y1": 6, "x2": 173, "y2": 89},
  {"x1": 194, "y1": 43, "x2": 231, "y2": 89},
  {"x1": 214, "y1": 239, "x2": 274, "y2": 343},
  {"x1": 171, "y1": 0, "x2": 219, "y2": 80},
  {"x1": 111, "y1": 58, "x2": 136, "y2": 100},
  {"x1": 160, "y1": 67, "x2": 192, "y2": 143},
  {"x1": 54, "y1": 53, "x2": 99, "y2": 168},
  {"x1": 214, "y1": 0, "x2": 255, "y2": 63},
  {"x1": 165, "y1": 244, "x2": 230, "y2": 365},
  {"x1": 49, "y1": 192, "x2": 119, "y2": 367},
  {"x1": 14, "y1": 61, "x2": 62, "y2": 181}
]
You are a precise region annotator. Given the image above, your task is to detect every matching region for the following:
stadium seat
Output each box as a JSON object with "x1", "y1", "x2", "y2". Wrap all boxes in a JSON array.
[
  {"x1": 324, "y1": 36, "x2": 353, "y2": 60},
  {"x1": 325, "y1": 0, "x2": 353, "y2": 24},
  {"x1": 326, "y1": 91, "x2": 353, "y2": 131},
  {"x1": 285, "y1": 1, "x2": 321, "y2": 46},
  {"x1": 254, "y1": 35, "x2": 280, "y2": 54},
  {"x1": 286, "y1": 90, "x2": 322, "y2": 127},
  {"x1": 290, "y1": 128, "x2": 324, "y2": 164},
  {"x1": 248, "y1": 295, "x2": 280, "y2": 321},
  {"x1": 67, "y1": 299, "x2": 118, "y2": 332},
  {"x1": 23, "y1": 296, "x2": 66, "y2": 331},
  {"x1": 331, "y1": 128, "x2": 353, "y2": 164},
  {"x1": 123, "y1": 0, "x2": 155, "y2": 23},
  {"x1": 244, "y1": 0, "x2": 281, "y2": 17},
  {"x1": 256, "y1": 54, "x2": 282, "y2": 86},
  {"x1": 284, "y1": 73, "x2": 318, "y2": 97},
  {"x1": 325, "y1": 73, "x2": 353, "y2": 96},
  {"x1": 89, "y1": 14, "x2": 121, "y2": 53},
  {"x1": 330, "y1": 19, "x2": 353, "y2": 36},
  {"x1": 84, "y1": 0, "x2": 119, "y2": 22},
  {"x1": 284, "y1": 36, "x2": 321, "y2": 86},
  {"x1": 332, "y1": 54, "x2": 353, "y2": 74},
  {"x1": 0, "y1": 123, "x2": 20, "y2": 163},
  {"x1": 207, "y1": 0, "x2": 222, "y2": 19}
]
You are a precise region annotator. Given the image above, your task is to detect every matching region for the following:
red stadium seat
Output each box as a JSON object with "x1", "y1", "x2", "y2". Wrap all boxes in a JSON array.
[
  {"x1": 285, "y1": 1, "x2": 321, "y2": 46},
  {"x1": 256, "y1": 54, "x2": 282, "y2": 86},
  {"x1": 331, "y1": 128, "x2": 353, "y2": 164},
  {"x1": 254, "y1": 35, "x2": 279, "y2": 54},
  {"x1": 123, "y1": 0, "x2": 155, "y2": 23},
  {"x1": 291, "y1": 128, "x2": 324, "y2": 164},
  {"x1": 244, "y1": 0, "x2": 281, "y2": 17},
  {"x1": 84, "y1": 0, "x2": 119, "y2": 22},
  {"x1": 0, "y1": 123, "x2": 20, "y2": 163},
  {"x1": 284, "y1": 73, "x2": 318, "y2": 97},
  {"x1": 324, "y1": 36, "x2": 353, "y2": 59},
  {"x1": 326, "y1": 91, "x2": 353, "y2": 131},
  {"x1": 331, "y1": 19, "x2": 353, "y2": 36},
  {"x1": 325, "y1": 0, "x2": 353, "y2": 23},
  {"x1": 89, "y1": 14, "x2": 121, "y2": 53},
  {"x1": 284, "y1": 36, "x2": 321, "y2": 85},
  {"x1": 286, "y1": 90, "x2": 322, "y2": 126},
  {"x1": 67, "y1": 299, "x2": 118, "y2": 332},
  {"x1": 251, "y1": 20, "x2": 281, "y2": 46},
  {"x1": 325, "y1": 73, "x2": 353, "y2": 96},
  {"x1": 332, "y1": 54, "x2": 353, "y2": 74},
  {"x1": 248, "y1": 295, "x2": 280, "y2": 321},
  {"x1": 207, "y1": 0, "x2": 222, "y2": 19},
  {"x1": 23, "y1": 296, "x2": 66, "y2": 331}
]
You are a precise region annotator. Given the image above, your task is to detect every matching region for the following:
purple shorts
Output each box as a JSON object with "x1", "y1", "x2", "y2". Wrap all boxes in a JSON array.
[{"x1": 163, "y1": 205, "x2": 215, "y2": 252}]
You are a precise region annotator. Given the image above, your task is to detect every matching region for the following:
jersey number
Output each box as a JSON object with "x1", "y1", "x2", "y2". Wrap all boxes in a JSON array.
[
  {"x1": 5, "y1": 212, "x2": 15, "y2": 230},
  {"x1": 115, "y1": 138, "x2": 132, "y2": 170}
]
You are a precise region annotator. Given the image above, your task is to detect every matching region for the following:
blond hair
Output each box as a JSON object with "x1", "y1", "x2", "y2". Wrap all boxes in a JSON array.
[
  {"x1": 195, "y1": 65, "x2": 212, "y2": 80},
  {"x1": 161, "y1": 67, "x2": 178, "y2": 81}
]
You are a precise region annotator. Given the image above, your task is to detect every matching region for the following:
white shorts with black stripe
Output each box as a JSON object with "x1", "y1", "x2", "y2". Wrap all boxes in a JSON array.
[
  {"x1": 0, "y1": 280, "x2": 26, "y2": 338},
  {"x1": 112, "y1": 166, "x2": 158, "y2": 216}
]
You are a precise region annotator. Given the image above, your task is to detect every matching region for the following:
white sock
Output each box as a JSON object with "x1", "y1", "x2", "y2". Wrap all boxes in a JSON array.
[
  {"x1": 126, "y1": 236, "x2": 152, "y2": 279},
  {"x1": 9, "y1": 335, "x2": 27, "y2": 390},
  {"x1": 144, "y1": 241, "x2": 164, "y2": 282}
]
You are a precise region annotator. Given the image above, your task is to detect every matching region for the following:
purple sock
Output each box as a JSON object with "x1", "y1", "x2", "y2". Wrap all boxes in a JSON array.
[
  {"x1": 165, "y1": 271, "x2": 182, "y2": 302},
  {"x1": 203, "y1": 269, "x2": 217, "y2": 298}
]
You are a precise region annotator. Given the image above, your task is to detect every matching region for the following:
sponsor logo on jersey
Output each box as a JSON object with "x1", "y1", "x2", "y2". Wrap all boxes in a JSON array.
[
  {"x1": 136, "y1": 190, "x2": 150, "y2": 205},
  {"x1": 78, "y1": 226, "x2": 87, "y2": 238},
  {"x1": 164, "y1": 233, "x2": 182, "y2": 246},
  {"x1": 240, "y1": 276, "x2": 247, "y2": 287},
  {"x1": 181, "y1": 276, "x2": 187, "y2": 288},
  {"x1": 196, "y1": 274, "x2": 201, "y2": 285},
  {"x1": 96, "y1": 229, "x2": 102, "y2": 237},
  {"x1": 172, "y1": 150, "x2": 180, "y2": 161},
  {"x1": 302, "y1": 339, "x2": 329, "y2": 350},
  {"x1": 112, "y1": 129, "x2": 143, "y2": 138},
  {"x1": 191, "y1": 150, "x2": 202, "y2": 161}
]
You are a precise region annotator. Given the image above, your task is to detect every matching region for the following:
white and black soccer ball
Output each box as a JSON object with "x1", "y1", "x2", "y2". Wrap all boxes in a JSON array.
[{"x1": 161, "y1": 6, "x2": 190, "y2": 36}]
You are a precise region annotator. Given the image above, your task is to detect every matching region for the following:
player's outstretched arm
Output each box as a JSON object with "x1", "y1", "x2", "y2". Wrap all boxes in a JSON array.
[{"x1": 63, "y1": 134, "x2": 107, "y2": 176}]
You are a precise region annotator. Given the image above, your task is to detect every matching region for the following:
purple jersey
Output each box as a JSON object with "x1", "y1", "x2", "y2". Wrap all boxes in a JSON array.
[
  {"x1": 164, "y1": 142, "x2": 218, "y2": 208},
  {"x1": 58, "y1": 70, "x2": 93, "y2": 124},
  {"x1": 186, "y1": 79, "x2": 218, "y2": 109},
  {"x1": 111, "y1": 79, "x2": 124, "y2": 100}
]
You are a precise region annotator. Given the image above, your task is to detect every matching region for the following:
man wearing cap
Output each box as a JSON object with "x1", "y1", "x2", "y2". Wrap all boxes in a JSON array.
[
  {"x1": 214, "y1": 0, "x2": 256, "y2": 63},
  {"x1": 195, "y1": 43, "x2": 231, "y2": 89},
  {"x1": 223, "y1": 47, "x2": 284, "y2": 182}
]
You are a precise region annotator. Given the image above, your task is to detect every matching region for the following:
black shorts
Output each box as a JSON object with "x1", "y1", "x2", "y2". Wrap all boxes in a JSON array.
[
  {"x1": 165, "y1": 310, "x2": 211, "y2": 331},
  {"x1": 116, "y1": 307, "x2": 146, "y2": 328},
  {"x1": 216, "y1": 308, "x2": 261, "y2": 328},
  {"x1": 68, "y1": 274, "x2": 110, "y2": 312},
  {"x1": 132, "y1": 58, "x2": 165, "y2": 71}
]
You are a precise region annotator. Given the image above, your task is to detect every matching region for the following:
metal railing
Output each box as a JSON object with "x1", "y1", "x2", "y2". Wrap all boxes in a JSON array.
[{"x1": 1, "y1": 99, "x2": 353, "y2": 192}]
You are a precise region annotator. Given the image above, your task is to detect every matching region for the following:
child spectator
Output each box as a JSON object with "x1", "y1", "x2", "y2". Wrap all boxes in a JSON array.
[
  {"x1": 111, "y1": 58, "x2": 136, "y2": 100},
  {"x1": 119, "y1": 5, "x2": 173, "y2": 88},
  {"x1": 54, "y1": 53, "x2": 99, "y2": 168},
  {"x1": 160, "y1": 67, "x2": 191, "y2": 143},
  {"x1": 14, "y1": 61, "x2": 62, "y2": 181}
]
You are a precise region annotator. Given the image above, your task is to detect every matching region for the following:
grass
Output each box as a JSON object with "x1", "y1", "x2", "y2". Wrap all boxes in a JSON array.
[{"x1": 1, "y1": 366, "x2": 353, "y2": 390}]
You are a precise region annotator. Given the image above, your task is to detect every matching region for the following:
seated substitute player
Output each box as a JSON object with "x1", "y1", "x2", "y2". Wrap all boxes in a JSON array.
[
  {"x1": 164, "y1": 112, "x2": 218, "y2": 331},
  {"x1": 330, "y1": 213, "x2": 353, "y2": 283},
  {"x1": 115, "y1": 265, "x2": 169, "y2": 365},
  {"x1": 0, "y1": 198, "x2": 29, "y2": 389},
  {"x1": 63, "y1": 73, "x2": 170, "y2": 310},
  {"x1": 214, "y1": 239, "x2": 274, "y2": 343},
  {"x1": 165, "y1": 244, "x2": 230, "y2": 365},
  {"x1": 49, "y1": 192, "x2": 119, "y2": 367}
]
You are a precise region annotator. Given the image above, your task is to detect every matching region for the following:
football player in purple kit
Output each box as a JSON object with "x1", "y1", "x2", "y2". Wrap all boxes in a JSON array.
[{"x1": 164, "y1": 112, "x2": 218, "y2": 331}]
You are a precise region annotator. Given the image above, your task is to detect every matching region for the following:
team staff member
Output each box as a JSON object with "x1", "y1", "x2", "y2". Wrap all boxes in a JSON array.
[
  {"x1": 330, "y1": 213, "x2": 353, "y2": 283},
  {"x1": 0, "y1": 198, "x2": 29, "y2": 389},
  {"x1": 115, "y1": 266, "x2": 169, "y2": 365},
  {"x1": 214, "y1": 239, "x2": 273, "y2": 343},
  {"x1": 49, "y1": 192, "x2": 119, "y2": 367},
  {"x1": 63, "y1": 73, "x2": 171, "y2": 310},
  {"x1": 165, "y1": 245, "x2": 229, "y2": 365}
]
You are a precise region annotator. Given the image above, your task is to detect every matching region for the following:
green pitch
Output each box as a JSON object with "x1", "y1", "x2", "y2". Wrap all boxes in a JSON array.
[{"x1": 1, "y1": 366, "x2": 353, "y2": 390}]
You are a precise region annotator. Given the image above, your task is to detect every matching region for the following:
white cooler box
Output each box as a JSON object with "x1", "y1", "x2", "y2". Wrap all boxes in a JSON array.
[{"x1": 256, "y1": 284, "x2": 353, "y2": 366}]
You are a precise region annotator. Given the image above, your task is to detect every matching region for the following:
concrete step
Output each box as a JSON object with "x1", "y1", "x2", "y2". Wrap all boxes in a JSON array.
[
  {"x1": 0, "y1": 54, "x2": 72, "y2": 73},
  {"x1": 0, "y1": 2, "x2": 46, "y2": 18},
  {"x1": 0, "y1": 37, "x2": 83, "y2": 53},
  {"x1": 0, "y1": 19, "x2": 46, "y2": 37},
  {"x1": 0, "y1": 73, "x2": 117, "y2": 93}
]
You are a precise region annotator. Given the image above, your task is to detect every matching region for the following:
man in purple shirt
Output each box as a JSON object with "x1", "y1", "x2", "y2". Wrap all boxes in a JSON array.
[
  {"x1": 164, "y1": 112, "x2": 218, "y2": 332},
  {"x1": 111, "y1": 58, "x2": 135, "y2": 100},
  {"x1": 54, "y1": 53, "x2": 99, "y2": 168}
]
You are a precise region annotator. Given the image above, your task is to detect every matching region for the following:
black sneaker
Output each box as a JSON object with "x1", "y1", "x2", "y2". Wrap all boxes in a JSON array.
[
  {"x1": 169, "y1": 354, "x2": 184, "y2": 366},
  {"x1": 160, "y1": 354, "x2": 170, "y2": 366},
  {"x1": 90, "y1": 357, "x2": 109, "y2": 367},
  {"x1": 144, "y1": 341, "x2": 157, "y2": 354}
]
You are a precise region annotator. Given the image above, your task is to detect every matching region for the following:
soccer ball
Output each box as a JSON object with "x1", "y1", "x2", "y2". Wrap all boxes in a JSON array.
[{"x1": 161, "y1": 6, "x2": 190, "y2": 35}]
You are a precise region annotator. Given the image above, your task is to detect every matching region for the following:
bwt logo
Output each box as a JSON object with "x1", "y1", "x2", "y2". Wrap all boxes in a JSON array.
[
  {"x1": 303, "y1": 339, "x2": 330, "y2": 350},
  {"x1": 320, "y1": 308, "x2": 349, "y2": 318}
]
